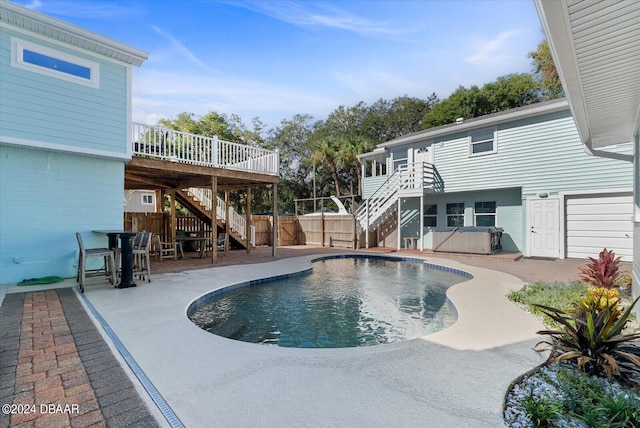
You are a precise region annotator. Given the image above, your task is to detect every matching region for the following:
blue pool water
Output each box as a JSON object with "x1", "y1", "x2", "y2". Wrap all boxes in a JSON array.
[{"x1": 188, "y1": 256, "x2": 470, "y2": 348}]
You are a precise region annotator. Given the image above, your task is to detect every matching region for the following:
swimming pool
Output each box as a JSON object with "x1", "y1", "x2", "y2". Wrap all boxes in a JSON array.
[{"x1": 188, "y1": 255, "x2": 471, "y2": 348}]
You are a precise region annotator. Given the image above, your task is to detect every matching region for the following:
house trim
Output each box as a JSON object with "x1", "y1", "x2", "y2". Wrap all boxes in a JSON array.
[
  {"x1": 0, "y1": 0, "x2": 148, "y2": 66},
  {"x1": 0, "y1": 136, "x2": 131, "y2": 161},
  {"x1": 379, "y1": 99, "x2": 569, "y2": 149}
]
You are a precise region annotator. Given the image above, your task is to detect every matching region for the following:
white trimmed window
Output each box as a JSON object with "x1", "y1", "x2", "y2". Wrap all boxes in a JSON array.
[
  {"x1": 141, "y1": 193, "x2": 154, "y2": 205},
  {"x1": 474, "y1": 201, "x2": 496, "y2": 226},
  {"x1": 446, "y1": 203, "x2": 464, "y2": 227},
  {"x1": 469, "y1": 128, "x2": 497, "y2": 156},
  {"x1": 424, "y1": 204, "x2": 437, "y2": 228},
  {"x1": 11, "y1": 37, "x2": 100, "y2": 88}
]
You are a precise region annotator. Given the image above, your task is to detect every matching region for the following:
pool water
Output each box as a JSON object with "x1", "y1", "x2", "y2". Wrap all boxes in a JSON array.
[{"x1": 188, "y1": 257, "x2": 469, "y2": 348}]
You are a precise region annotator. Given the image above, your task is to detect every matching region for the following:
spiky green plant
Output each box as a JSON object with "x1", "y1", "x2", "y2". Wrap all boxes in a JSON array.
[
  {"x1": 519, "y1": 386, "x2": 562, "y2": 427},
  {"x1": 534, "y1": 296, "x2": 640, "y2": 386}
]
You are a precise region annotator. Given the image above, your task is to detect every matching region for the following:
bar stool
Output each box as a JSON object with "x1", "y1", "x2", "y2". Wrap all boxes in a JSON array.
[
  {"x1": 76, "y1": 232, "x2": 116, "y2": 293},
  {"x1": 132, "y1": 232, "x2": 152, "y2": 282}
]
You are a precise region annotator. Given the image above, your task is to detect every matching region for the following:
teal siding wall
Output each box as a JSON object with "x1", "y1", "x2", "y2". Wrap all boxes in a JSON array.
[
  {"x1": 362, "y1": 176, "x2": 389, "y2": 199},
  {"x1": 0, "y1": 146, "x2": 124, "y2": 283},
  {"x1": 418, "y1": 188, "x2": 522, "y2": 252},
  {"x1": 363, "y1": 110, "x2": 633, "y2": 201},
  {"x1": 0, "y1": 28, "x2": 128, "y2": 155},
  {"x1": 434, "y1": 111, "x2": 633, "y2": 196}
]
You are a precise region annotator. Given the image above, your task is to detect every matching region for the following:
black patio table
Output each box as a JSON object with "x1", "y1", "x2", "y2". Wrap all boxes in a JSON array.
[{"x1": 93, "y1": 230, "x2": 138, "y2": 288}]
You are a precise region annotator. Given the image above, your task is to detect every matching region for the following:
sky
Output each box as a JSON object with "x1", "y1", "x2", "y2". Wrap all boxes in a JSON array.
[{"x1": 16, "y1": 0, "x2": 546, "y2": 132}]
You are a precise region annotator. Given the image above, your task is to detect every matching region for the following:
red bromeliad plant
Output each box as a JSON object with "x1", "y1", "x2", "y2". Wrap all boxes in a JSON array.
[{"x1": 579, "y1": 248, "x2": 622, "y2": 289}]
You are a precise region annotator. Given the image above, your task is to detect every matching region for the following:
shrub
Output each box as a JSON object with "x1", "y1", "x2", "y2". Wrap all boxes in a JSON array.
[
  {"x1": 578, "y1": 287, "x2": 620, "y2": 313},
  {"x1": 509, "y1": 281, "x2": 588, "y2": 329},
  {"x1": 519, "y1": 386, "x2": 562, "y2": 427},
  {"x1": 534, "y1": 296, "x2": 640, "y2": 386},
  {"x1": 579, "y1": 248, "x2": 622, "y2": 289}
]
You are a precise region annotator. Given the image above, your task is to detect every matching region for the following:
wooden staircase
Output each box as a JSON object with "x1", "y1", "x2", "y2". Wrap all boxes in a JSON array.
[{"x1": 175, "y1": 189, "x2": 253, "y2": 249}]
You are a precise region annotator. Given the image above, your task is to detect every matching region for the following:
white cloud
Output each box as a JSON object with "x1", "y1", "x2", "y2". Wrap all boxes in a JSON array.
[
  {"x1": 150, "y1": 26, "x2": 222, "y2": 75},
  {"x1": 465, "y1": 30, "x2": 521, "y2": 66},
  {"x1": 131, "y1": 68, "x2": 337, "y2": 128},
  {"x1": 224, "y1": 0, "x2": 407, "y2": 37}
]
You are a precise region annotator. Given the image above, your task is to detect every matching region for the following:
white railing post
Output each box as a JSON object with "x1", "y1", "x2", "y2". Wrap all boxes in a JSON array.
[{"x1": 212, "y1": 136, "x2": 219, "y2": 167}]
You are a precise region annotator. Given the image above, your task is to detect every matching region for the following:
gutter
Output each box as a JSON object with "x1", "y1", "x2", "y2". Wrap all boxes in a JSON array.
[{"x1": 583, "y1": 138, "x2": 633, "y2": 163}]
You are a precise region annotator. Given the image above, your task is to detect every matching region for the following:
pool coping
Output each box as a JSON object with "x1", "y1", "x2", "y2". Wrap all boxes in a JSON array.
[{"x1": 74, "y1": 251, "x2": 547, "y2": 427}]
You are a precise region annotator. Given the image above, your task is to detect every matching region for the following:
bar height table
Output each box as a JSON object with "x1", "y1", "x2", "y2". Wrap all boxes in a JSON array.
[{"x1": 94, "y1": 231, "x2": 138, "y2": 288}]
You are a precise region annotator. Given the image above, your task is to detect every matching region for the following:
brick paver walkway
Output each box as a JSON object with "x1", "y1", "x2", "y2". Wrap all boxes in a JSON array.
[{"x1": 0, "y1": 289, "x2": 158, "y2": 428}]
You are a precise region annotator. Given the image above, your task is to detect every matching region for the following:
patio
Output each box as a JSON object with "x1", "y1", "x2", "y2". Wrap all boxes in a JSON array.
[{"x1": 0, "y1": 247, "x2": 625, "y2": 427}]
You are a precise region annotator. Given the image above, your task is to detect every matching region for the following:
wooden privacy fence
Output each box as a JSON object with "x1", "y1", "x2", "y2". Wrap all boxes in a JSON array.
[
  {"x1": 297, "y1": 215, "x2": 357, "y2": 248},
  {"x1": 124, "y1": 212, "x2": 357, "y2": 248},
  {"x1": 124, "y1": 213, "x2": 211, "y2": 241}
]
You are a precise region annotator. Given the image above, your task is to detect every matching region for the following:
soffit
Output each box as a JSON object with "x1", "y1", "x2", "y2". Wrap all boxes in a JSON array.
[
  {"x1": 536, "y1": 0, "x2": 640, "y2": 148},
  {"x1": 0, "y1": 0, "x2": 148, "y2": 66}
]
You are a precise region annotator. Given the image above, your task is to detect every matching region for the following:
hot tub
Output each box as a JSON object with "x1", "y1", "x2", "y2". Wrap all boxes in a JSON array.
[{"x1": 432, "y1": 226, "x2": 503, "y2": 255}]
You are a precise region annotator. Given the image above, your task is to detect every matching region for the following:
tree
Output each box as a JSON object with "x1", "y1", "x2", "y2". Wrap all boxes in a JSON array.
[
  {"x1": 267, "y1": 114, "x2": 316, "y2": 212},
  {"x1": 529, "y1": 40, "x2": 564, "y2": 99},
  {"x1": 421, "y1": 74, "x2": 543, "y2": 129},
  {"x1": 361, "y1": 95, "x2": 437, "y2": 144},
  {"x1": 311, "y1": 137, "x2": 342, "y2": 196},
  {"x1": 336, "y1": 135, "x2": 376, "y2": 195}
]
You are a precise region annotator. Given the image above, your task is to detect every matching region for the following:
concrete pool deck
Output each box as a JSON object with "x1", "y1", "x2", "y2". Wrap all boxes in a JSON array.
[{"x1": 2, "y1": 249, "x2": 604, "y2": 427}]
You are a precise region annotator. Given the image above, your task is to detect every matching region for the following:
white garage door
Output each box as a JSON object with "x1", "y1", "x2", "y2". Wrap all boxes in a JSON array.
[{"x1": 565, "y1": 192, "x2": 633, "y2": 262}]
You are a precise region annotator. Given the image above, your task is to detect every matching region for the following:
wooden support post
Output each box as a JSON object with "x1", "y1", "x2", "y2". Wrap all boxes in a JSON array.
[
  {"x1": 170, "y1": 190, "x2": 176, "y2": 244},
  {"x1": 211, "y1": 176, "x2": 217, "y2": 263},
  {"x1": 246, "y1": 187, "x2": 252, "y2": 254},
  {"x1": 272, "y1": 183, "x2": 278, "y2": 257}
]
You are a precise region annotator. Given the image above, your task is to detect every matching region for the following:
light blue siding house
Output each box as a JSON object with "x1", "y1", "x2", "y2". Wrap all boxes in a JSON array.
[
  {"x1": 0, "y1": 1, "x2": 148, "y2": 284},
  {"x1": 535, "y1": 0, "x2": 639, "y2": 318},
  {"x1": 357, "y1": 98, "x2": 634, "y2": 262}
]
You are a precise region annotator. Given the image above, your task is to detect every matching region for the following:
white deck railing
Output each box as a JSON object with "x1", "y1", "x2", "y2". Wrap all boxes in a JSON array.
[
  {"x1": 131, "y1": 122, "x2": 279, "y2": 176},
  {"x1": 186, "y1": 187, "x2": 255, "y2": 246},
  {"x1": 356, "y1": 162, "x2": 443, "y2": 239}
]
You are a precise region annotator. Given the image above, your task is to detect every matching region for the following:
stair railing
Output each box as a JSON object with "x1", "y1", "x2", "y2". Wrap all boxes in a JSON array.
[{"x1": 185, "y1": 188, "x2": 255, "y2": 246}]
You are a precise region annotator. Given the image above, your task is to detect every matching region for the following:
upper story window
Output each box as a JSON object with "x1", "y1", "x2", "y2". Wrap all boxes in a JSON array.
[
  {"x1": 446, "y1": 203, "x2": 465, "y2": 227},
  {"x1": 11, "y1": 37, "x2": 100, "y2": 88},
  {"x1": 474, "y1": 201, "x2": 496, "y2": 226},
  {"x1": 469, "y1": 128, "x2": 497, "y2": 156}
]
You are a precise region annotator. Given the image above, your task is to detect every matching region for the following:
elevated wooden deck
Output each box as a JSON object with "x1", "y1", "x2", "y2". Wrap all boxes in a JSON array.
[
  {"x1": 124, "y1": 123, "x2": 280, "y2": 259},
  {"x1": 126, "y1": 122, "x2": 279, "y2": 191}
]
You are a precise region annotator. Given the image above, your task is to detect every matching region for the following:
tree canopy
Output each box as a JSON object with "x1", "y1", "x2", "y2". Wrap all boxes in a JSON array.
[{"x1": 156, "y1": 39, "x2": 562, "y2": 213}]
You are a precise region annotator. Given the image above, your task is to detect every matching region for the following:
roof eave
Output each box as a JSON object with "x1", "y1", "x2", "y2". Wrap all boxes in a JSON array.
[
  {"x1": 534, "y1": 0, "x2": 640, "y2": 149},
  {"x1": 379, "y1": 99, "x2": 569, "y2": 149},
  {"x1": 0, "y1": 0, "x2": 148, "y2": 66}
]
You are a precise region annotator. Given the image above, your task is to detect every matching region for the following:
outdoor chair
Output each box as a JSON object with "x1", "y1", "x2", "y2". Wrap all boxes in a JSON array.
[
  {"x1": 153, "y1": 235, "x2": 183, "y2": 260},
  {"x1": 132, "y1": 232, "x2": 152, "y2": 282},
  {"x1": 76, "y1": 232, "x2": 116, "y2": 293},
  {"x1": 217, "y1": 233, "x2": 227, "y2": 253}
]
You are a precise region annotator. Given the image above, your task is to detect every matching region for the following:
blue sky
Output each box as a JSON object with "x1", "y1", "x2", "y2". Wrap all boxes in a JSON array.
[{"x1": 18, "y1": 0, "x2": 545, "y2": 131}]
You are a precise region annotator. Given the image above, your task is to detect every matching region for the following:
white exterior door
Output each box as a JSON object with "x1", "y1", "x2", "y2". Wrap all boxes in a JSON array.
[
  {"x1": 528, "y1": 198, "x2": 560, "y2": 258},
  {"x1": 410, "y1": 146, "x2": 433, "y2": 190}
]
